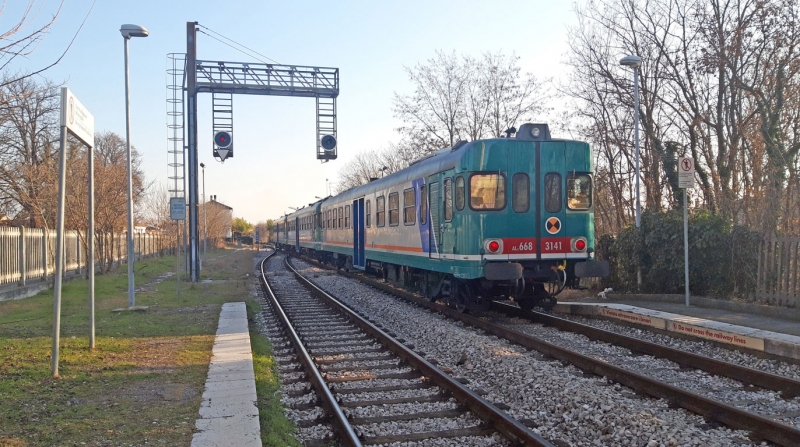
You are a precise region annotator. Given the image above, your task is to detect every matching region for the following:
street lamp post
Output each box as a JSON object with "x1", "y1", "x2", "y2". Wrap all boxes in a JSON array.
[
  {"x1": 620, "y1": 54, "x2": 643, "y2": 289},
  {"x1": 200, "y1": 162, "x2": 207, "y2": 267},
  {"x1": 120, "y1": 24, "x2": 149, "y2": 307},
  {"x1": 619, "y1": 55, "x2": 642, "y2": 229}
]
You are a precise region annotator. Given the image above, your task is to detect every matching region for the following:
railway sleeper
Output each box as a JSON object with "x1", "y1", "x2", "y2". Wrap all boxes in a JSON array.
[{"x1": 360, "y1": 426, "x2": 496, "y2": 446}]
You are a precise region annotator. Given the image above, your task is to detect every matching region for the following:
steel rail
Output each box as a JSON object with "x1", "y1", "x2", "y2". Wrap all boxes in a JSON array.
[
  {"x1": 307, "y1": 259, "x2": 800, "y2": 447},
  {"x1": 284, "y1": 255, "x2": 554, "y2": 447},
  {"x1": 258, "y1": 252, "x2": 362, "y2": 447},
  {"x1": 501, "y1": 302, "x2": 800, "y2": 399}
]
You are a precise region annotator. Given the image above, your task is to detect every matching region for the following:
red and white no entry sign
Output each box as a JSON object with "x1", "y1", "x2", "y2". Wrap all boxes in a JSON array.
[{"x1": 678, "y1": 157, "x2": 695, "y2": 188}]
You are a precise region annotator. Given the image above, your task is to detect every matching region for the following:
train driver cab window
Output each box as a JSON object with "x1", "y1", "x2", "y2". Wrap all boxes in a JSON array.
[
  {"x1": 420, "y1": 185, "x2": 428, "y2": 225},
  {"x1": 338, "y1": 207, "x2": 343, "y2": 228},
  {"x1": 444, "y1": 178, "x2": 453, "y2": 221},
  {"x1": 366, "y1": 200, "x2": 371, "y2": 227},
  {"x1": 567, "y1": 173, "x2": 592, "y2": 210},
  {"x1": 512, "y1": 173, "x2": 530, "y2": 213},
  {"x1": 470, "y1": 173, "x2": 506, "y2": 210},
  {"x1": 455, "y1": 176, "x2": 465, "y2": 211},
  {"x1": 345, "y1": 205, "x2": 350, "y2": 228},
  {"x1": 403, "y1": 188, "x2": 416, "y2": 225},
  {"x1": 389, "y1": 192, "x2": 399, "y2": 226},
  {"x1": 545, "y1": 173, "x2": 562, "y2": 213},
  {"x1": 376, "y1": 196, "x2": 386, "y2": 227}
]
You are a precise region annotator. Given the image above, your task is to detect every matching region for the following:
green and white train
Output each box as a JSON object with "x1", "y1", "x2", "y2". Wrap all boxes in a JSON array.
[{"x1": 273, "y1": 123, "x2": 608, "y2": 312}]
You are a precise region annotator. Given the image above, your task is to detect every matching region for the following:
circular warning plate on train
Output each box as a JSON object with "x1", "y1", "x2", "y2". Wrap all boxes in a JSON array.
[{"x1": 545, "y1": 217, "x2": 561, "y2": 234}]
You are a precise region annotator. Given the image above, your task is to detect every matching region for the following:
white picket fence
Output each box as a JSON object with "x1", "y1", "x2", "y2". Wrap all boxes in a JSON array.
[{"x1": 0, "y1": 226, "x2": 171, "y2": 287}]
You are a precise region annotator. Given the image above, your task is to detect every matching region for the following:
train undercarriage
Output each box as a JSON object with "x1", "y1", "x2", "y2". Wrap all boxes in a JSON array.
[{"x1": 281, "y1": 243, "x2": 572, "y2": 314}]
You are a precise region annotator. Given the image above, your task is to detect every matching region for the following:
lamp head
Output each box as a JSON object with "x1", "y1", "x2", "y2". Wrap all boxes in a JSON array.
[
  {"x1": 120, "y1": 24, "x2": 149, "y2": 39},
  {"x1": 619, "y1": 55, "x2": 642, "y2": 69},
  {"x1": 200, "y1": 163, "x2": 205, "y2": 168}
]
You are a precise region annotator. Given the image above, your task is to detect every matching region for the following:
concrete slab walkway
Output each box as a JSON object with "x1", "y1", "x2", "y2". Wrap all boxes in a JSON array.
[
  {"x1": 557, "y1": 301, "x2": 800, "y2": 361},
  {"x1": 191, "y1": 302, "x2": 261, "y2": 447}
]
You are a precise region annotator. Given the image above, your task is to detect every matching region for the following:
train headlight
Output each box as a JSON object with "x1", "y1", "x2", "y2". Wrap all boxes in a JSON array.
[
  {"x1": 484, "y1": 239, "x2": 502, "y2": 254},
  {"x1": 571, "y1": 237, "x2": 588, "y2": 252}
]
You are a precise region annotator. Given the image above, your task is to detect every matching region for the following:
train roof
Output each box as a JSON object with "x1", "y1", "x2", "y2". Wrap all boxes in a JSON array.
[{"x1": 277, "y1": 123, "x2": 586, "y2": 218}]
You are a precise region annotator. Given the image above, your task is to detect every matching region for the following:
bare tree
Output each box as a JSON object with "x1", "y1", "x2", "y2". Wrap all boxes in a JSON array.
[
  {"x1": 0, "y1": 0, "x2": 97, "y2": 92},
  {"x1": 0, "y1": 76, "x2": 60, "y2": 227},
  {"x1": 564, "y1": 0, "x2": 800, "y2": 235},
  {"x1": 393, "y1": 50, "x2": 469, "y2": 149}
]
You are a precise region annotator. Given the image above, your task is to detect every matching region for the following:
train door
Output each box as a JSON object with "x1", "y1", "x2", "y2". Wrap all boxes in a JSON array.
[
  {"x1": 294, "y1": 217, "x2": 300, "y2": 251},
  {"x1": 439, "y1": 172, "x2": 457, "y2": 260},
  {"x1": 508, "y1": 142, "x2": 534, "y2": 250},
  {"x1": 539, "y1": 143, "x2": 567, "y2": 258},
  {"x1": 352, "y1": 198, "x2": 365, "y2": 269},
  {"x1": 428, "y1": 180, "x2": 441, "y2": 259}
]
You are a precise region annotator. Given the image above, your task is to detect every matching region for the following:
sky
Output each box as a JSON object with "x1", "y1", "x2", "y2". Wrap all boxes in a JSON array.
[{"x1": 5, "y1": 0, "x2": 581, "y2": 224}]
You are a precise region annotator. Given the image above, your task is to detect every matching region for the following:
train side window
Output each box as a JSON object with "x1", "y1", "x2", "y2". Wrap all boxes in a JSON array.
[
  {"x1": 444, "y1": 178, "x2": 453, "y2": 222},
  {"x1": 512, "y1": 173, "x2": 530, "y2": 213},
  {"x1": 345, "y1": 205, "x2": 350, "y2": 228},
  {"x1": 545, "y1": 173, "x2": 562, "y2": 213},
  {"x1": 469, "y1": 173, "x2": 506, "y2": 210},
  {"x1": 403, "y1": 188, "x2": 416, "y2": 225},
  {"x1": 567, "y1": 173, "x2": 592, "y2": 210},
  {"x1": 366, "y1": 200, "x2": 371, "y2": 227},
  {"x1": 325, "y1": 210, "x2": 329, "y2": 229},
  {"x1": 338, "y1": 207, "x2": 343, "y2": 228},
  {"x1": 455, "y1": 176, "x2": 465, "y2": 211},
  {"x1": 420, "y1": 185, "x2": 428, "y2": 225},
  {"x1": 377, "y1": 196, "x2": 385, "y2": 227},
  {"x1": 389, "y1": 192, "x2": 399, "y2": 226}
]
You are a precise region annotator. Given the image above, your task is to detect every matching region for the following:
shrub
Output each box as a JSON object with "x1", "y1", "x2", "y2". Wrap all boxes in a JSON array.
[{"x1": 596, "y1": 210, "x2": 760, "y2": 299}]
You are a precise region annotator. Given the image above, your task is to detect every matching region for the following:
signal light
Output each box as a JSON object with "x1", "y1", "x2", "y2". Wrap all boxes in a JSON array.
[
  {"x1": 214, "y1": 131, "x2": 232, "y2": 148},
  {"x1": 488, "y1": 241, "x2": 500, "y2": 253},
  {"x1": 576, "y1": 239, "x2": 586, "y2": 251}
]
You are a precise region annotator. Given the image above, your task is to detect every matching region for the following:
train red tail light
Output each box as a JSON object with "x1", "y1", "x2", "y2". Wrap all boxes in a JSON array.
[
  {"x1": 571, "y1": 237, "x2": 588, "y2": 252},
  {"x1": 488, "y1": 241, "x2": 500, "y2": 253}
]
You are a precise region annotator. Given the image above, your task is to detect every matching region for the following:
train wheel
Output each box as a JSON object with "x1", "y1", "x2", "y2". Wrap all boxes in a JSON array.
[
  {"x1": 545, "y1": 268, "x2": 567, "y2": 297},
  {"x1": 451, "y1": 280, "x2": 470, "y2": 313}
]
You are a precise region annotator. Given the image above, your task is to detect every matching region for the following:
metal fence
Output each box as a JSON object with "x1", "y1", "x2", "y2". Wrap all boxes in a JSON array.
[
  {"x1": 0, "y1": 226, "x2": 171, "y2": 287},
  {"x1": 757, "y1": 236, "x2": 800, "y2": 306}
]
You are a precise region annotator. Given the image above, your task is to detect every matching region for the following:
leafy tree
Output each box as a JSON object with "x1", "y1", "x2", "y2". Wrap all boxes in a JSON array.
[{"x1": 232, "y1": 216, "x2": 253, "y2": 235}]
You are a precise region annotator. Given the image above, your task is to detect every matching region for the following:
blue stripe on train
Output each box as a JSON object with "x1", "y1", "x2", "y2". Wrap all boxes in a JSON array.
[{"x1": 413, "y1": 177, "x2": 430, "y2": 254}]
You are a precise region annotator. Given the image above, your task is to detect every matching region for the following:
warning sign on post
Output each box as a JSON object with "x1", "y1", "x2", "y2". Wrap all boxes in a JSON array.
[{"x1": 678, "y1": 157, "x2": 695, "y2": 189}]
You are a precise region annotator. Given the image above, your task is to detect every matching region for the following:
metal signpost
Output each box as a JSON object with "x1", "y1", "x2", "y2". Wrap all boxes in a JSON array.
[
  {"x1": 170, "y1": 197, "x2": 186, "y2": 297},
  {"x1": 678, "y1": 157, "x2": 695, "y2": 307},
  {"x1": 52, "y1": 88, "x2": 95, "y2": 377}
]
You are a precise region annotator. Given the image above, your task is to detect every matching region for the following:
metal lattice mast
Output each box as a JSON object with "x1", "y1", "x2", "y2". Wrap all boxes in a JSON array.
[{"x1": 166, "y1": 53, "x2": 186, "y2": 201}]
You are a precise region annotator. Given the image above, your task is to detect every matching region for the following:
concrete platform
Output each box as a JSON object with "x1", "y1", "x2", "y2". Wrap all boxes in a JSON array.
[
  {"x1": 191, "y1": 302, "x2": 261, "y2": 447},
  {"x1": 555, "y1": 300, "x2": 800, "y2": 361}
]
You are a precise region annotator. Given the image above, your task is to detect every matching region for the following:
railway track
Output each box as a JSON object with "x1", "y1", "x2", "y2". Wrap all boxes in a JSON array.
[
  {"x1": 291, "y1": 253, "x2": 800, "y2": 446},
  {"x1": 257, "y1": 251, "x2": 553, "y2": 446}
]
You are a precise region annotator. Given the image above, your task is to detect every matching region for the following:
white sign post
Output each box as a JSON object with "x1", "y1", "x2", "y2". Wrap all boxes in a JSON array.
[
  {"x1": 52, "y1": 88, "x2": 95, "y2": 377},
  {"x1": 678, "y1": 157, "x2": 695, "y2": 307}
]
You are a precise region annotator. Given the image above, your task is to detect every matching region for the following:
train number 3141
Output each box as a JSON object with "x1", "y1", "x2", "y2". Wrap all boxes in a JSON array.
[{"x1": 544, "y1": 241, "x2": 563, "y2": 251}]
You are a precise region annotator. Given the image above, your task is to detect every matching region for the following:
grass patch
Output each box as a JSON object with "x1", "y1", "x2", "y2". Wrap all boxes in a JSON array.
[{"x1": 0, "y1": 247, "x2": 297, "y2": 446}]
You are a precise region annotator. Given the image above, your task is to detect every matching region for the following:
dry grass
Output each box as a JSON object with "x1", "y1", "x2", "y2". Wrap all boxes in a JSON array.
[{"x1": 0, "y1": 247, "x2": 293, "y2": 447}]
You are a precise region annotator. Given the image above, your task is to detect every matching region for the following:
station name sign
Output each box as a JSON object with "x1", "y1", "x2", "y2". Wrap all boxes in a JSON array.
[{"x1": 60, "y1": 88, "x2": 95, "y2": 147}]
